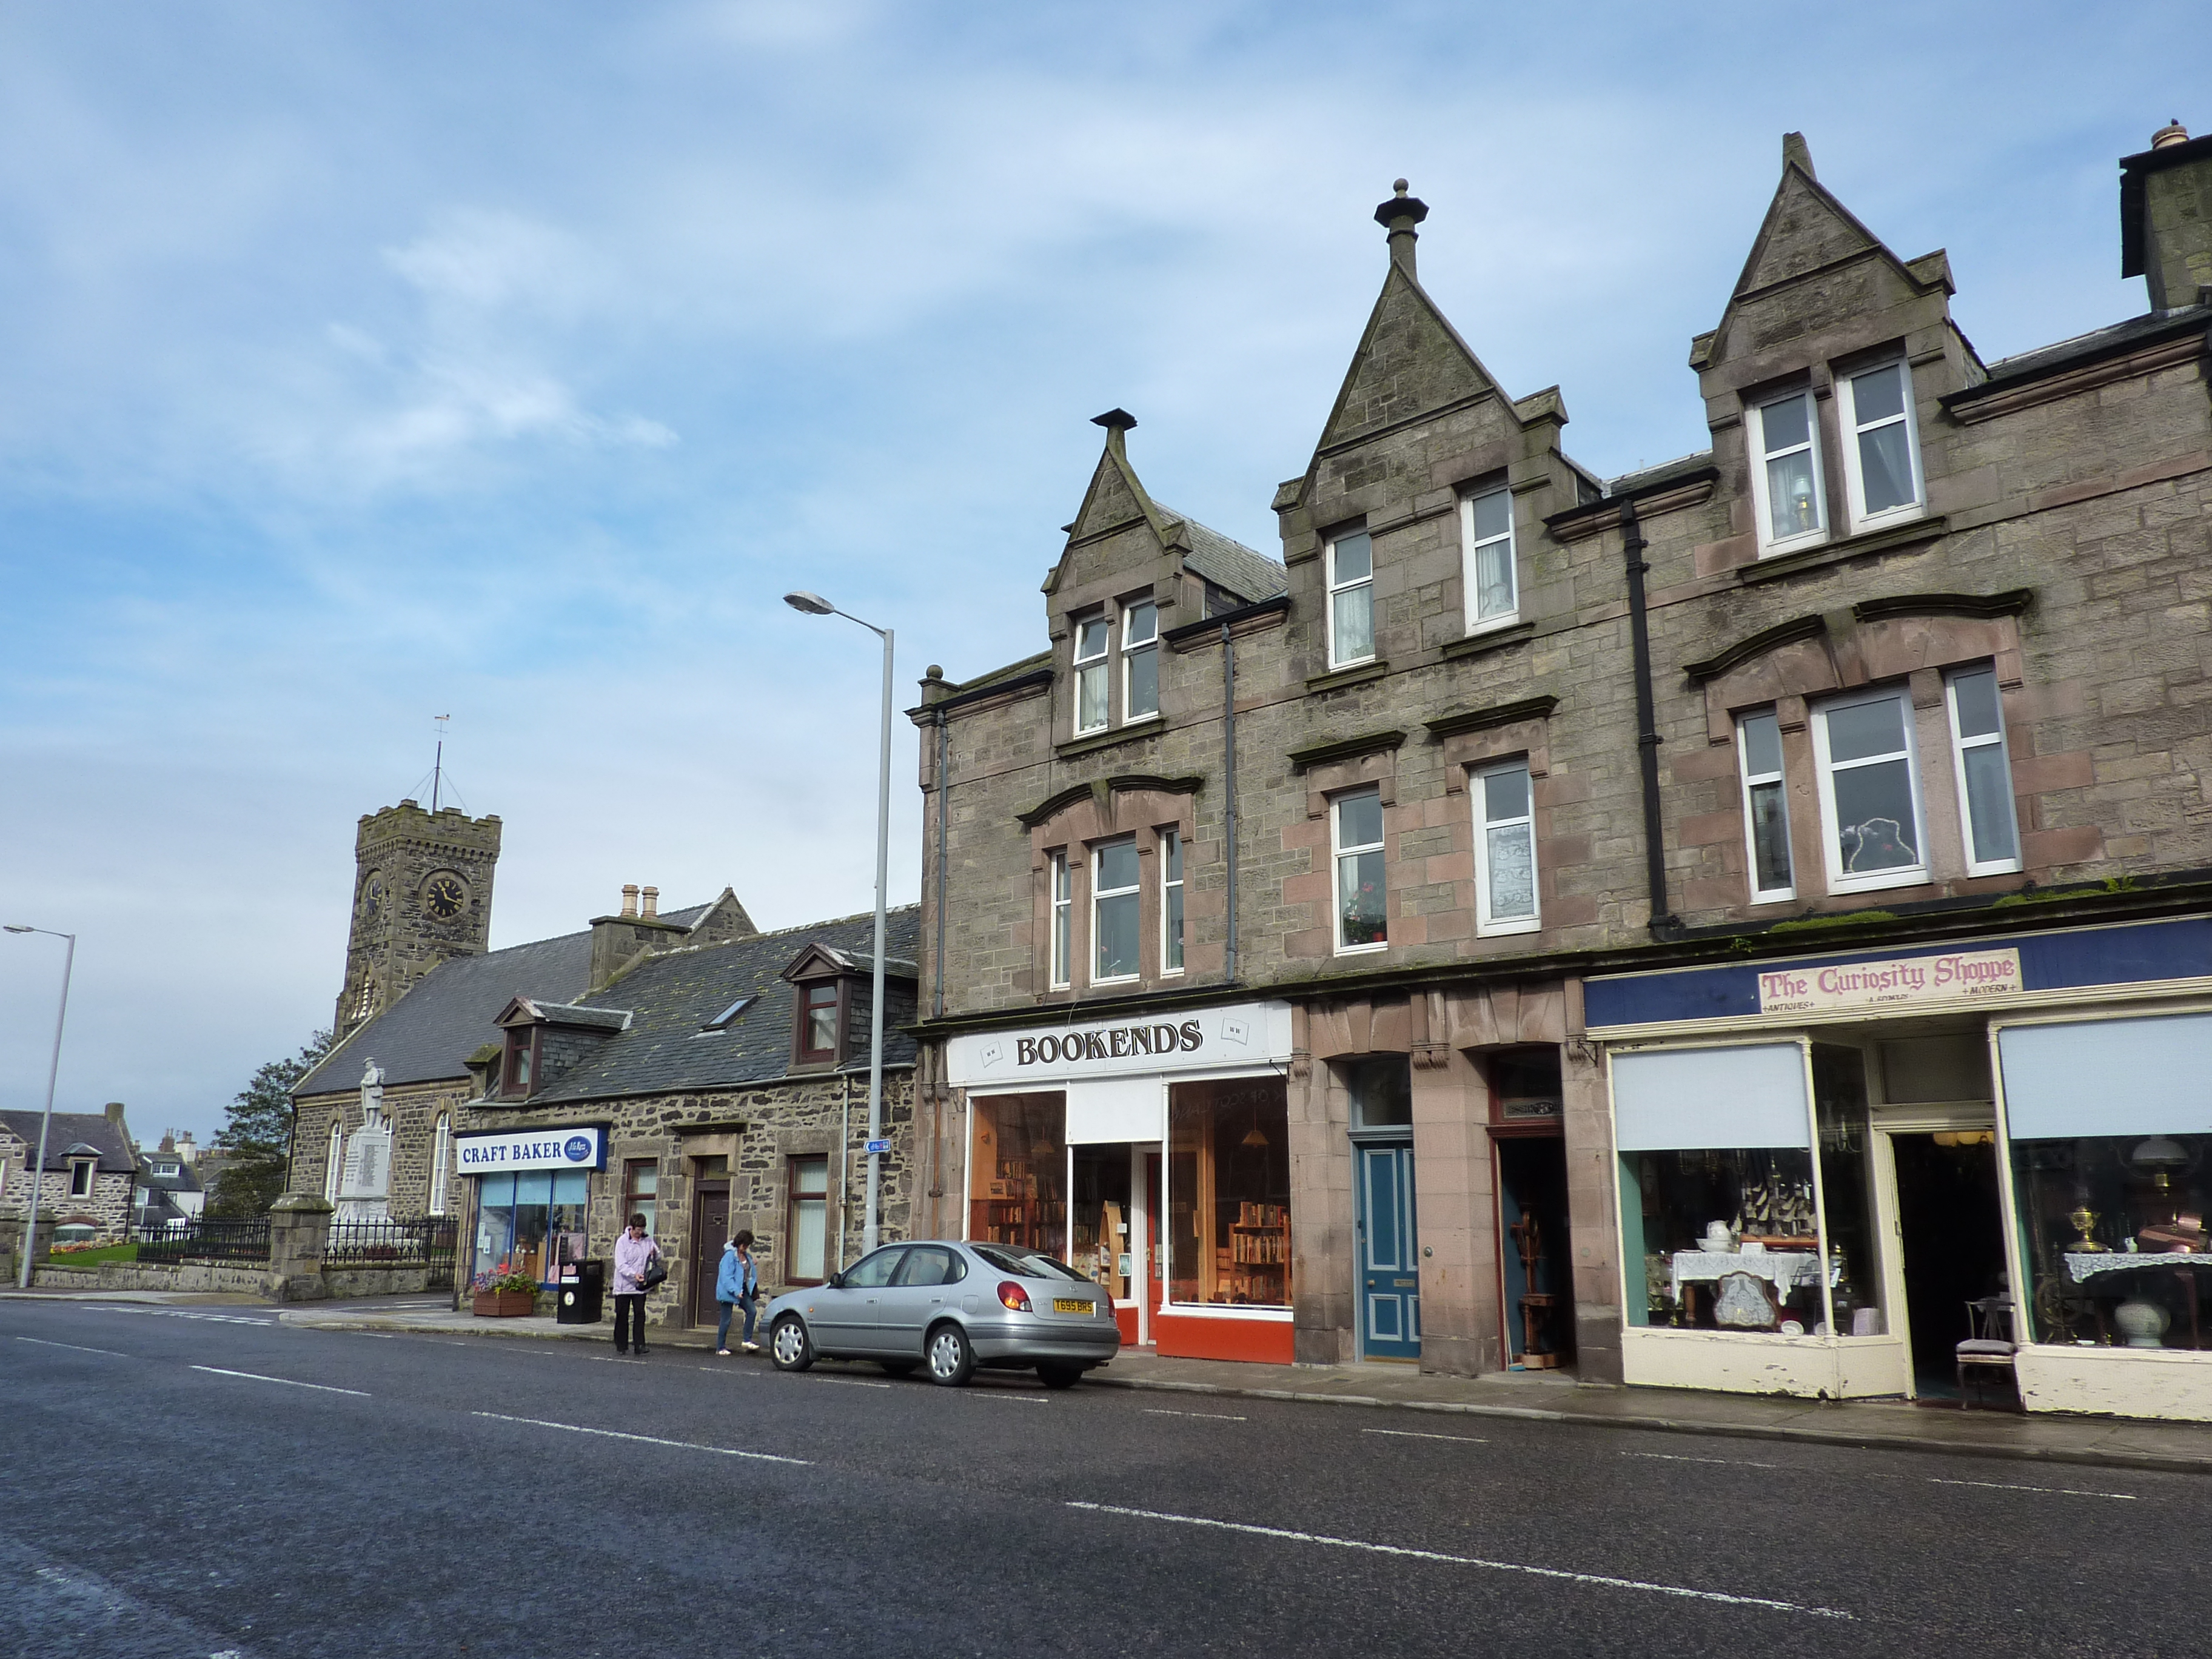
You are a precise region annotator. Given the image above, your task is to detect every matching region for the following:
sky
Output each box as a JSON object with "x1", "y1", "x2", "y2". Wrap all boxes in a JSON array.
[{"x1": 0, "y1": 1, "x2": 2202, "y2": 1148}]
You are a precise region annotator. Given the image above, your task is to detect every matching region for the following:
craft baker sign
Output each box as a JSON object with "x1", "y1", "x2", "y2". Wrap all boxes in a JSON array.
[
  {"x1": 1757, "y1": 947, "x2": 2023, "y2": 1015},
  {"x1": 453, "y1": 1125, "x2": 608, "y2": 1173}
]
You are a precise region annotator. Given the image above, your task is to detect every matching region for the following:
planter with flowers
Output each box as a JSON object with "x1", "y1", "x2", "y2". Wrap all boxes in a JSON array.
[{"x1": 471, "y1": 1267, "x2": 540, "y2": 1318}]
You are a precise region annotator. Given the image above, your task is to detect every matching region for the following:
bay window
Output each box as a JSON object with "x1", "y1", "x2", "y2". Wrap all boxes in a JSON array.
[
  {"x1": 1737, "y1": 709, "x2": 1795, "y2": 903},
  {"x1": 1473, "y1": 761, "x2": 1538, "y2": 934},
  {"x1": 968, "y1": 1093, "x2": 1067, "y2": 1256},
  {"x1": 1333, "y1": 788, "x2": 1386, "y2": 952},
  {"x1": 1946, "y1": 666, "x2": 2020, "y2": 874},
  {"x1": 1838, "y1": 360, "x2": 1922, "y2": 530},
  {"x1": 1091, "y1": 839, "x2": 1139, "y2": 982},
  {"x1": 1073, "y1": 615, "x2": 1110, "y2": 736},
  {"x1": 1812, "y1": 687, "x2": 1926, "y2": 892},
  {"x1": 1122, "y1": 600, "x2": 1159, "y2": 720},
  {"x1": 1160, "y1": 828, "x2": 1184, "y2": 974},
  {"x1": 1325, "y1": 530, "x2": 1375, "y2": 669},
  {"x1": 1168, "y1": 1077, "x2": 1291, "y2": 1308},
  {"x1": 1461, "y1": 486, "x2": 1517, "y2": 629},
  {"x1": 1750, "y1": 390, "x2": 1826, "y2": 554}
]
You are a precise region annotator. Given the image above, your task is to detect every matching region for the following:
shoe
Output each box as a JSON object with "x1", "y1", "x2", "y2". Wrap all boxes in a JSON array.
[
  {"x1": 716, "y1": 1349, "x2": 732, "y2": 1356},
  {"x1": 614, "y1": 1349, "x2": 628, "y2": 1356},
  {"x1": 742, "y1": 1341, "x2": 760, "y2": 1354},
  {"x1": 635, "y1": 1346, "x2": 649, "y2": 1356}
]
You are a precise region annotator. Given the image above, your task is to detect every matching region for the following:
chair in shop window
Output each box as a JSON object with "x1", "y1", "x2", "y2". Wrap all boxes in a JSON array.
[{"x1": 1956, "y1": 1297, "x2": 2019, "y2": 1409}]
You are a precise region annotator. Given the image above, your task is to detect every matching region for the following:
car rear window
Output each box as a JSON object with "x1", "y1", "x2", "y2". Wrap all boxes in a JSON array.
[{"x1": 970, "y1": 1244, "x2": 1086, "y2": 1281}]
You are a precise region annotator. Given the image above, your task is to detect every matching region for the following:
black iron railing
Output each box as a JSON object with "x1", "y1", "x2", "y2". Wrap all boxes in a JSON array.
[
  {"x1": 134, "y1": 1218, "x2": 270, "y2": 1266},
  {"x1": 324, "y1": 1216, "x2": 460, "y2": 1289}
]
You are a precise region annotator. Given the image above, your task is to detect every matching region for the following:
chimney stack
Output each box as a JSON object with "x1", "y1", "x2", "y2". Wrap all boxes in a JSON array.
[
  {"x1": 640, "y1": 885, "x2": 660, "y2": 919},
  {"x1": 2153, "y1": 118, "x2": 2190, "y2": 150},
  {"x1": 2123, "y1": 116, "x2": 2212, "y2": 313},
  {"x1": 1373, "y1": 179, "x2": 1430, "y2": 280},
  {"x1": 105, "y1": 1101, "x2": 126, "y2": 1126},
  {"x1": 620, "y1": 883, "x2": 640, "y2": 919}
]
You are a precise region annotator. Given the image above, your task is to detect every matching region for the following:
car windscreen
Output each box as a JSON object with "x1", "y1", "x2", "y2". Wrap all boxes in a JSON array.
[{"x1": 969, "y1": 1244, "x2": 1086, "y2": 1282}]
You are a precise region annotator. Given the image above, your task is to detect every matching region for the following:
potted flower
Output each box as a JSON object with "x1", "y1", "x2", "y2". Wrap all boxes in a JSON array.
[{"x1": 471, "y1": 1265, "x2": 540, "y2": 1318}]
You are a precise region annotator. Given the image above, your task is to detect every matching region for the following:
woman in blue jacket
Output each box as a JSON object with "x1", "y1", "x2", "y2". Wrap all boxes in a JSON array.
[{"x1": 714, "y1": 1228, "x2": 760, "y2": 1355}]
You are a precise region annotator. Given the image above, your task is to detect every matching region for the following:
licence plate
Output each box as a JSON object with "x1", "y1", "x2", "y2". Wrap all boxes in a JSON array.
[{"x1": 1053, "y1": 1297, "x2": 1092, "y2": 1315}]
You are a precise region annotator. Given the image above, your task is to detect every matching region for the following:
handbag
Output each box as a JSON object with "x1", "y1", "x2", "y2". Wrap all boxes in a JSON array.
[{"x1": 640, "y1": 1253, "x2": 669, "y2": 1290}]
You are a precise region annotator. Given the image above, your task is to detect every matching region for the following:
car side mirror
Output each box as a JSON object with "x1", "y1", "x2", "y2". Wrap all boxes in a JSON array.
[{"x1": 824, "y1": 1270, "x2": 843, "y2": 1290}]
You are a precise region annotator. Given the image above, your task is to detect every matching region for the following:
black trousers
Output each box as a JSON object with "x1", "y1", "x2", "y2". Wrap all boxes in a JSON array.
[{"x1": 612, "y1": 1293, "x2": 647, "y2": 1352}]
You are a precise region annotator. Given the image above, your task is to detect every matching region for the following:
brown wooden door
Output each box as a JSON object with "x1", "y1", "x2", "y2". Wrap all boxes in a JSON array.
[{"x1": 691, "y1": 1184, "x2": 730, "y2": 1327}]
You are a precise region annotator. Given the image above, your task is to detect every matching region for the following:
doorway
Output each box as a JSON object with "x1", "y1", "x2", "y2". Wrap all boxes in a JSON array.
[
  {"x1": 1069, "y1": 1142, "x2": 1162, "y2": 1346},
  {"x1": 1356, "y1": 1141, "x2": 1419, "y2": 1359},
  {"x1": 1495, "y1": 1135, "x2": 1574, "y2": 1370},
  {"x1": 689, "y1": 1178, "x2": 730, "y2": 1327},
  {"x1": 1889, "y1": 1131, "x2": 2005, "y2": 1395}
]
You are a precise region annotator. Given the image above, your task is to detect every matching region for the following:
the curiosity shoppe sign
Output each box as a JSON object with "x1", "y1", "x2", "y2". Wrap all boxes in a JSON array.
[{"x1": 1755, "y1": 948, "x2": 2023, "y2": 1016}]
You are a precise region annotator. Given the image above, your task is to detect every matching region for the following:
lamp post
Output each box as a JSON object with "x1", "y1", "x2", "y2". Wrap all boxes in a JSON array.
[
  {"x1": 783, "y1": 590, "x2": 893, "y2": 1255},
  {"x1": 4, "y1": 924, "x2": 76, "y2": 1289}
]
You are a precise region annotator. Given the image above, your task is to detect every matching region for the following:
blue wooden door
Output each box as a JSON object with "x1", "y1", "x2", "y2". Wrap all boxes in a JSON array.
[{"x1": 1356, "y1": 1142, "x2": 1420, "y2": 1359}]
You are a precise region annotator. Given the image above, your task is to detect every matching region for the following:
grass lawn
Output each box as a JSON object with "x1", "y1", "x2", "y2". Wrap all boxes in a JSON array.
[{"x1": 46, "y1": 1241, "x2": 139, "y2": 1267}]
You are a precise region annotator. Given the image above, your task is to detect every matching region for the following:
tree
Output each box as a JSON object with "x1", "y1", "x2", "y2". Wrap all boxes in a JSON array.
[{"x1": 208, "y1": 1030, "x2": 332, "y2": 1218}]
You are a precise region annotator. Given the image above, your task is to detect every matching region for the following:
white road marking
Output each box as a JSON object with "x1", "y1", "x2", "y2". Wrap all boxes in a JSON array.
[
  {"x1": 89, "y1": 1306, "x2": 275, "y2": 1326},
  {"x1": 699, "y1": 1366, "x2": 762, "y2": 1376},
  {"x1": 191, "y1": 1366, "x2": 369, "y2": 1396},
  {"x1": 968, "y1": 1391, "x2": 1047, "y2": 1404},
  {"x1": 1621, "y1": 1450, "x2": 1780, "y2": 1469},
  {"x1": 15, "y1": 1336, "x2": 129, "y2": 1358},
  {"x1": 1924, "y1": 1476, "x2": 2136, "y2": 1501},
  {"x1": 809, "y1": 1376, "x2": 894, "y2": 1390},
  {"x1": 471, "y1": 1410, "x2": 809, "y2": 1464},
  {"x1": 1144, "y1": 1408, "x2": 1250, "y2": 1422},
  {"x1": 1066, "y1": 1503, "x2": 1854, "y2": 1620},
  {"x1": 1364, "y1": 1427, "x2": 1487, "y2": 1444}
]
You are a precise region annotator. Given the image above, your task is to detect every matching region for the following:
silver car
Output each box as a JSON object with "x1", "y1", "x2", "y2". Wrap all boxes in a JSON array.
[{"x1": 763, "y1": 1239, "x2": 1121, "y2": 1388}]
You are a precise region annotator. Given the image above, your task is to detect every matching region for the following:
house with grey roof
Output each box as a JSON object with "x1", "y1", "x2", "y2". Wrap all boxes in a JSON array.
[{"x1": 1, "y1": 1104, "x2": 139, "y2": 1242}]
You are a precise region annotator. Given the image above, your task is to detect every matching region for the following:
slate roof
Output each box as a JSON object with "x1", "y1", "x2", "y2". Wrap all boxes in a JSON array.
[
  {"x1": 521, "y1": 905, "x2": 922, "y2": 1105},
  {"x1": 287, "y1": 910, "x2": 706, "y2": 1098},
  {"x1": 1952, "y1": 302, "x2": 2212, "y2": 404},
  {"x1": 1165, "y1": 510, "x2": 1290, "y2": 603},
  {"x1": 0, "y1": 1111, "x2": 136, "y2": 1172}
]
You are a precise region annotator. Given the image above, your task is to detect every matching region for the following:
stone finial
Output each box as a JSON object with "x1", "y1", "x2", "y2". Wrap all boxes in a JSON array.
[
  {"x1": 2152, "y1": 118, "x2": 2190, "y2": 150},
  {"x1": 620, "y1": 883, "x2": 640, "y2": 919},
  {"x1": 1091, "y1": 407, "x2": 1136, "y2": 460},
  {"x1": 1782, "y1": 132, "x2": 1816, "y2": 179},
  {"x1": 1373, "y1": 179, "x2": 1429, "y2": 278},
  {"x1": 640, "y1": 885, "x2": 659, "y2": 919}
]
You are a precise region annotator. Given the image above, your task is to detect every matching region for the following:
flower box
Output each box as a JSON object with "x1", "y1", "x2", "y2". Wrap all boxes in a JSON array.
[{"x1": 472, "y1": 1289, "x2": 537, "y2": 1318}]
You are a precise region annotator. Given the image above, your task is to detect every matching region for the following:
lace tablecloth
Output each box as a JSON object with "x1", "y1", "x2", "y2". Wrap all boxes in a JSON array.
[
  {"x1": 1671, "y1": 1249, "x2": 1824, "y2": 1302},
  {"x1": 2065, "y1": 1251, "x2": 2212, "y2": 1282}
]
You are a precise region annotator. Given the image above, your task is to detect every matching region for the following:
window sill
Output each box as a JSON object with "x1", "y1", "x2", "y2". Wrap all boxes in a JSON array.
[
  {"x1": 1306, "y1": 659, "x2": 1390, "y2": 696},
  {"x1": 1056, "y1": 722, "x2": 1165, "y2": 763},
  {"x1": 1089, "y1": 975, "x2": 1142, "y2": 990},
  {"x1": 1439, "y1": 622, "x2": 1535, "y2": 662},
  {"x1": 1823, "y1": 871, "x2": 1932, "y2": 899},
  {"x1": 1739, "y1": 515, "x2": 1948, "y2": 586},
  {"x1": 1334, "y1": 942, "x2": 1389, "y2": 957},
  {"x1": 1476, "y1": 919, "x2": 1541, "y2": 938}
]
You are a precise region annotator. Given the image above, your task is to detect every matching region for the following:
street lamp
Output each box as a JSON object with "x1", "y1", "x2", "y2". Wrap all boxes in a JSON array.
[
  {"x1": 783, "y1": 589, "x2": 894, "y2": 1255},
  {"x1": 4, "y1": 924, "x2": 76, "y2": 1289}
]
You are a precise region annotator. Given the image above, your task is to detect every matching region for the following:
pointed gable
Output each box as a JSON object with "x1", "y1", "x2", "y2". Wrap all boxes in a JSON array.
[
  {"x1": 1313, "y1": 262, "x2": 1500, "y2": 455},
  {"x1": 1731, "y1": 139, "x2": 1883, "y2": 298}
]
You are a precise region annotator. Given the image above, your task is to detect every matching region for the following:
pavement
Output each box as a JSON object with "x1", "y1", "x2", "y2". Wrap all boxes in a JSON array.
[
  {"x1": 228, "y1": 1288, "x2": 2212, "y2": 1476},
  {"x1": 8, "y1": 1290, "x2": 2211, "y2": 1658}
]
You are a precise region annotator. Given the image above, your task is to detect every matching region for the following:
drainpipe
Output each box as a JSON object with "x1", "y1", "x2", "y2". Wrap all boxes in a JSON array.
[
  {"x1": 934, "y1": 711, "x2": 950, "y2": 1021},
  {"x1": 1221, "y1": 620, "x2": 1239, "y2": 984},
  {"x1": 1621, "y1": 499, "x2": 1678, "y2": 937}
]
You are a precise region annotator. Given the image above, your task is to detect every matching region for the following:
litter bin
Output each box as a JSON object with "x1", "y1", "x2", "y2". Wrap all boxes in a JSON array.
[{"x1": 557, "y1": 1258, "x2": 606, "y2": 1324}]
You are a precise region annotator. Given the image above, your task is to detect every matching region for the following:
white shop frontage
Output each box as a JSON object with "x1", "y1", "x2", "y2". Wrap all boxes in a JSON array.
[
  {"x1": 1585, "y1": 914, "x2": 2212, "y2": 1419},
  {"x1": 944, "y1": 999, "x2": 1296, "y2": 1363},
  {"x1": 453, "y1": 1124, "x2": 609, "y2": 1288}
]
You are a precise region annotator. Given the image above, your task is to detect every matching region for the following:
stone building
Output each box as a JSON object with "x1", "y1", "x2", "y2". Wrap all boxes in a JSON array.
[
  {"x1": 0, "y1": 1104, "x2": 139, "y2": 1242},
  {"x1": 908, "y1": 122, "x2": 2212, "y2": 1419}
]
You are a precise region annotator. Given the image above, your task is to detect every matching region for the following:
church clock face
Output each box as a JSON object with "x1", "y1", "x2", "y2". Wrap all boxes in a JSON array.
[
  {"x1": 359, "y1": 874, "x2": 385, "y2": 920},
  {"x1": 423, "y1": 873, "x2": 468, "y2": 920}
]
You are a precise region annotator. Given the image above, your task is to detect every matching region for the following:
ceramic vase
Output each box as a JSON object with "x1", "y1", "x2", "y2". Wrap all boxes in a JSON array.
[{"x1": 2113, "y1": 1295, "x2": 2170, "y2": 1349}]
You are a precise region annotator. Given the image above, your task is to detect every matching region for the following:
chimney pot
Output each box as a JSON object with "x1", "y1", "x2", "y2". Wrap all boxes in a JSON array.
[
  {"x1": 641, "y1": 885, "x2": 660, "y2": 919},
  {"x1": 2153, "y1": 118, "x2": 2190, "y2": 149},
  {"x1": 620, "y1": 884, "x2": 640, "y2": 919}
]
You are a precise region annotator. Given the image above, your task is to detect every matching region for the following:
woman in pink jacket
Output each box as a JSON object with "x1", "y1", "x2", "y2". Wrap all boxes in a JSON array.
[{"x1": 611, "y1": 1214, "x2": 660, "y2": 1357}]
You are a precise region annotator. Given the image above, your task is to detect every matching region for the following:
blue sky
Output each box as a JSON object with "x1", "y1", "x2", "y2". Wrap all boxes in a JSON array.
[{"x1": 0, "y1": 2, "x2": 2200, "y2": 1147}]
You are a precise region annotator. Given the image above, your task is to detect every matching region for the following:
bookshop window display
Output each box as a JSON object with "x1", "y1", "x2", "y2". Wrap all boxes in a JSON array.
[
  {"x1": 1999, "y1": 1013, "x2": 2212, "y2": 1353},
  {"x1": 1168, "y1": 1078, "x2": 1292, "y2": 1307},
  {"x1": 1615, "y1": 1042, "x2": 1880, "y2": 1337},
  {"x1": 969, "y1": 1093, "x2": 1068, "y2": 1256}
]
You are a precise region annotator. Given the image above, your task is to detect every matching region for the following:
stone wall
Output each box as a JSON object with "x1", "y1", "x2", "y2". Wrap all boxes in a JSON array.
[{"x1": 289, "y1": 1079, "x2": 467, "y2": 1218}]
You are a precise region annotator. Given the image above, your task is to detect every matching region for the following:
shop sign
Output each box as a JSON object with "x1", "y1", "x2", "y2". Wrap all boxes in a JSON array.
[
  {"x1": 1755, "y1": 948, "x2": 2022, "y2": 1015},
  {"x1": 454, "y1": 1125, "x2": 607, "y2": 1173},
  {"x1": 947, "y1": 1000, "x2": 1293, "y2": 1085}
]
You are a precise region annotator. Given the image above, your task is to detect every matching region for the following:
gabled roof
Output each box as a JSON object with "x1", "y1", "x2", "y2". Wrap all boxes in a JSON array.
[
  {"x1": 497, "y1": 997, "x2": 632, "y2": 1032},
  {"x1": 1167, "y1": 512, "x2": 1288, "y2": 603},
  {"x1": 520, "y1": 905, "x2": 922, "y2": 1105},
  {"x1": 1046, "y1": 418, "x2": 1285, "y2": 605},
  {"x1": 1310, "y1": 260, "x2": 1501, "y2": 459},
  {"x1": 0, "y1": 1111, "x2": 135, "y2": 1172}
]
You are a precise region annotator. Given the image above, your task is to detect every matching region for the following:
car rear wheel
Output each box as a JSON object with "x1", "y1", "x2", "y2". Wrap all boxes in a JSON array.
[
  {"x1": 926, "y1": 1322, "x2": 975, "y2": 1387},
  {"x1": 769, "y1": 1314, "x2": 814, "y2": 1372},
  {"x1": 1037, "y1": 1364, "x2": 1082, "y2": 1390},
  {"x1": 879, "y1": 1360, "x2": 917, "y2": 1378}
]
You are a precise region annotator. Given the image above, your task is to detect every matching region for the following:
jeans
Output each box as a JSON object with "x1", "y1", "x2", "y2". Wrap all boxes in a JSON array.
[
  {"x1": 715, "y1": 1294, "x2": 759, "y2": 1349},
  {"x1": 612, "y1": 1293, "x2": 646, "y2": 1352}
]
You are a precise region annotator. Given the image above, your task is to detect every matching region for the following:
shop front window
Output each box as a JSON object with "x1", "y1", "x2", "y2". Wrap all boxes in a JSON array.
[
  {"x1": 1168, "y1": 1078, "x2": 1290, "y2": 1308},
  {"x1": 1810, "y1": 1044, "x2": 1885, "y2": 1337},
  {"x1": 1999, "y1": 1013, "x2": 2212, "y2": 1350},
  {"x1": 474, "y1": 1170, "x2": 590, "y2": 1285},
  {"x1": 1616, "y1": 1043, "x2": 1832, "y2": 1336},
  {"x1": 968, "y1": 1093, "x2": 1067, "y2": 1255}
]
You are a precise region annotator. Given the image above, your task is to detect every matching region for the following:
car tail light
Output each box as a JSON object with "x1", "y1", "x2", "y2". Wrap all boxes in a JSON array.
[{"x1": 997, "y1": 1281, "x2": 1033, "y2": 1312}]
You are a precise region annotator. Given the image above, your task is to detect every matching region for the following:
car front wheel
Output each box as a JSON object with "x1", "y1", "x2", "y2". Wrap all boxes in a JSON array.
[
  {"x1": 926, "y1": 1322, "x2": 975, "y2": 1387},
  {"x1": 769, "y1": 1314, "x2": 815, "y2": 1372}
]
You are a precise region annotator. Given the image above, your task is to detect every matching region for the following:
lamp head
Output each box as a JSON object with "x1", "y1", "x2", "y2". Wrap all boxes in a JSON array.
[
  {"x1": 783, "y1": 591, "x2": 836, "y2": 616},
  {"x1": 3, "y1": 925, "x2": 32, "y2": 934}
]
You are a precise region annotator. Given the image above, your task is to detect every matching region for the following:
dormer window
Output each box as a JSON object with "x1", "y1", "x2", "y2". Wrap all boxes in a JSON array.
[
  {"x1": 503, "y1": 1027, "x2": 537, "y2": 1096},
  {"x1": 798, "y1": 982, "x2": 842, "y2": 1063},
  {"x1": 1122, "y1": 600, "x2": 1160, "y2": 720},
  {"x1": 1325, "y1": 529, "x2": 1376, "y2": 668},
  {"x1": 1073, "y1": 615, "x2": 1110, "y2": 736},
  {"x1": 1838, "y1": 360, "x2": 1922, "y2": 531},
  {"x1": 68, "y1": 1158, "x2": 97, "y2": 1198},
  {"x1": 1461, "y1": 486, "x2": 1518, "y2": 630},
  {"x1": 1749, "y1": 389, "x2": 1826, "y2": 554}
]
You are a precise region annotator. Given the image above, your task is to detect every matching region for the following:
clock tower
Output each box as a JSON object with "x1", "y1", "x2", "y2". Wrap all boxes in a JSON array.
[{"x1": 335, "y1": 799, "x2": 502, "y2": 1041}]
